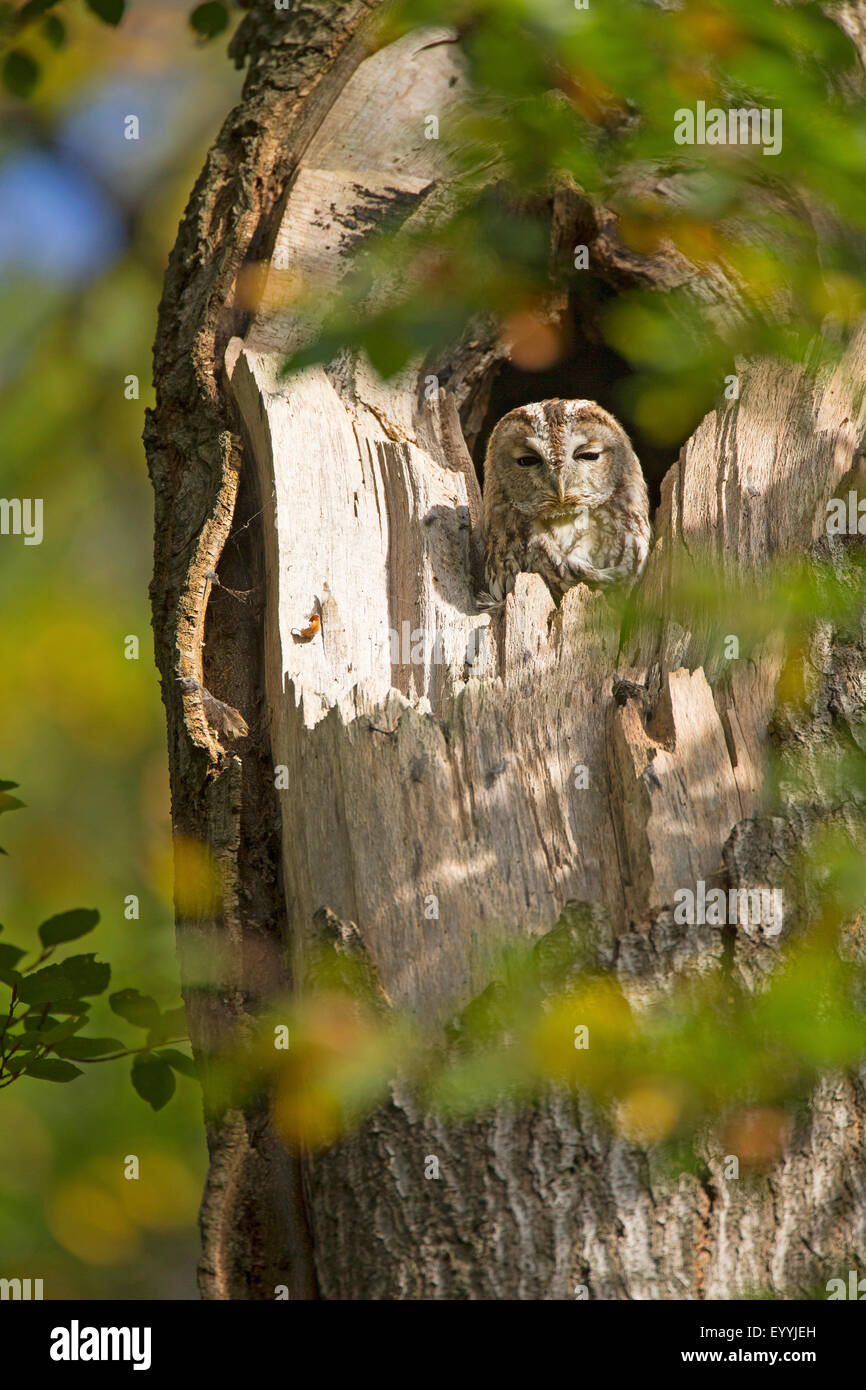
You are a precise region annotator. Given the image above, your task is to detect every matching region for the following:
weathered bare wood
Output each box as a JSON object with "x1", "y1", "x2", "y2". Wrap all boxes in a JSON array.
[
  {"x1": 149, "y1": 0, "x2": 866, "y2": 1299},
  {"x1": 146, "y1": 0, "x2": 387, "y2": 1302}
]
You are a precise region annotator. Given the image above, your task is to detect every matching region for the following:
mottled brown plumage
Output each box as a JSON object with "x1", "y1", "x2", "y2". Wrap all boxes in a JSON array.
[{"x1": 481, "y1": 399, "x2": 650, "y2": 604}]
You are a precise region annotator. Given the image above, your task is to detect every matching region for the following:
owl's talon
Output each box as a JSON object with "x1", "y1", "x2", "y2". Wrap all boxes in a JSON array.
[{"x1": 476, "y1": 590, "x2": 506, "y2": 614}]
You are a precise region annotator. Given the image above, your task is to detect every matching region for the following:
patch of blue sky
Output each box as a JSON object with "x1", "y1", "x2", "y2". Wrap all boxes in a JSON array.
[
  {"x1": 0, "y1": 151, "x2": 124, "y2": 284},
  {"x1": 60, "y1": 74, "x2": 191, "y2": 196}
]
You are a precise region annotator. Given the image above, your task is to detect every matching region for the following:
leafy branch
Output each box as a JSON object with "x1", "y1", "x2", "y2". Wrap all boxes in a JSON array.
[
  {"x1": 0, "y1": 0, "x2": 235, "y2": 99},
  {"x1": 0, "y1": 781, "x2": 196, "y2": 1109}
]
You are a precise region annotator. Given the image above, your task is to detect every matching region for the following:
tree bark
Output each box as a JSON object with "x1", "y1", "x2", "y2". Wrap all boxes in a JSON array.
[{"x1": 147, "y1": 0, "x2": 866, "y2": 1299}]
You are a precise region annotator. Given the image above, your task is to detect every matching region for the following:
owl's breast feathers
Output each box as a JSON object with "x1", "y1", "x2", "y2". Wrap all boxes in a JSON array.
[
  {"x1": 539, "y1": 489, "x2": 648, "y2": 578},
  {"x1": 484, "y1": 492, "x2": 649, "y2": 602}
]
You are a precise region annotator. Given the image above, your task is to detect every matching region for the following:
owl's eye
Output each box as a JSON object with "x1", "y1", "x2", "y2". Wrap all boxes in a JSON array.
[
  {"x1": 515, "y1": 454, "x2": 541, "y2": 467},
  {"x1": 574, "y1": 450, "x2": 601, "y2": 462}
]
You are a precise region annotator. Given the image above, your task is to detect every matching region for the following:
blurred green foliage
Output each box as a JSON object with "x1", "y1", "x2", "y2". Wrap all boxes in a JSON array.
[
  {"x1": 0, "y1": 0, "x2": 242, "y2": 1301},
  {"x1": 0, "y1": 0, "x2": 239, "y2": 97},
  {"x1": 283, "y1": 0, "x2": 866, "y2": 446},
  {"x1": 231, "y1": 851, "x2": 866, "y2": 1167},
  {"x1": 253, "y1": 546, "x2": 866, "y2": 1168},
  {"x1": 0, "y1": 820, "x2": 195, "y2": 1112},
  {"x1": 427, "y1": 908, "x2": 865, "y2": 1143}
]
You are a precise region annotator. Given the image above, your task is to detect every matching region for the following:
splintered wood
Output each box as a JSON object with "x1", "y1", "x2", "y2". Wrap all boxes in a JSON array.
[{"x1": 226, "y1": 28, "x2": 866, "y2": 1025}]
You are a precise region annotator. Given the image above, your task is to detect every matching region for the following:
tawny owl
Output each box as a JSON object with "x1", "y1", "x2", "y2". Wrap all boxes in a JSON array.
[{"x1": 481, "y1": 399, "x2": 650, "y2": 604}]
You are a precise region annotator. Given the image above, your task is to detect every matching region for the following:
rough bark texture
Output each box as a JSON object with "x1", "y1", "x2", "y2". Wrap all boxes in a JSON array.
[
  {"x1": 146, "y1": 0, "x2": 383, "y2": 1301},
  {"x1": 147, "y1": 0, "x2": 866, "y2": 1298}
]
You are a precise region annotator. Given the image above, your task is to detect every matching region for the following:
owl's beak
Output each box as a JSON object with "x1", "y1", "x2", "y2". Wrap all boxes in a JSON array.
[
  {"x1": 555, "y1": 479, "x2": 586, "y2": 507},
  {"x1": 541, "y1": 493, "x2": 585, "y2": 519}
]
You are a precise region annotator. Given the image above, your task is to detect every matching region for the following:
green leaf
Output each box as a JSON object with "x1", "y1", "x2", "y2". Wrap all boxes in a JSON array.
[
  {"x1": 0, "y1": 966, "x2": 22, "y2": 989},
  {"x1": 18, "y1": 954, "x2": 108, "y2": 1004},
  {"x1": 38, "y1": 907, "x2": 99, "y2": 948},
  {"x1": 189, "y1": 2, "x2": 228, "y2": 40},
  {"x1": 42, "y1": 1017, "x2": 86, "y2": 1039},
  {"x1": 17, "y1": 962, "x2": 73, "y2": 1004},
  {"x1": 0, "y1": 781, "x2": 19, "y2": 792},
  {"x1": 41, "y1": 14, "x2": 66, "y2": 47},
  {"x1": 156, "y1": 1047, "x2": 197, "y2": 1079},
  {"x1": 19, "y1": 0, "x2": 62, "y2": 17},
  {"x1": 15, "y1": 1017, "x2": 82, "y2": 1047},
  {"x1": 131, "y1": 1054, "x2": 175, "y2": 1110},
  {"x1": 364, "y1": 327, "x2": 412, "y2": 379},
  {"x1": 0, "y1": 793, "x2": 25, "y2": 815},
  {"x1": 110, "y1": 988, "x2": 160, "y2": 1029},
  {"x1": 24, "y1": 1057, "x2": 83, "y2": 1082},
  {"x1": 83, "y1": 0, "x2": 124, "y2": 24},
  {"x1": 61, "y1": 954, "x2": 110, "y2": 997},
  {"x1": 0, "y1": 943, "x2": 26, "y2": 971},
  {"x1": 18, "y1": 1015, "x2": 60, "y2": 1036},
  {"x1": 2, "y1": 50, "x2": 39, "y2": 98},
  {"x1": 3, "y1": 1039, "x2": 39, "y2": 1064},
  {"x1": 40, "y1": 1011, "x2": 82, "y2": 1045},
  {"x1": 37, "y1": 1017, "x2": 83, "y2": 1039},
  {"x1": 54, "y1": 1036, "x2": 123, "y2": 1059}
]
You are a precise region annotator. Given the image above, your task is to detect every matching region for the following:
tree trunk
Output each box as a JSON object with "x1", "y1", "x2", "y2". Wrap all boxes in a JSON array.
[{"x1": 147, "y1": 0, "x2": 866, "y2": 1299}]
